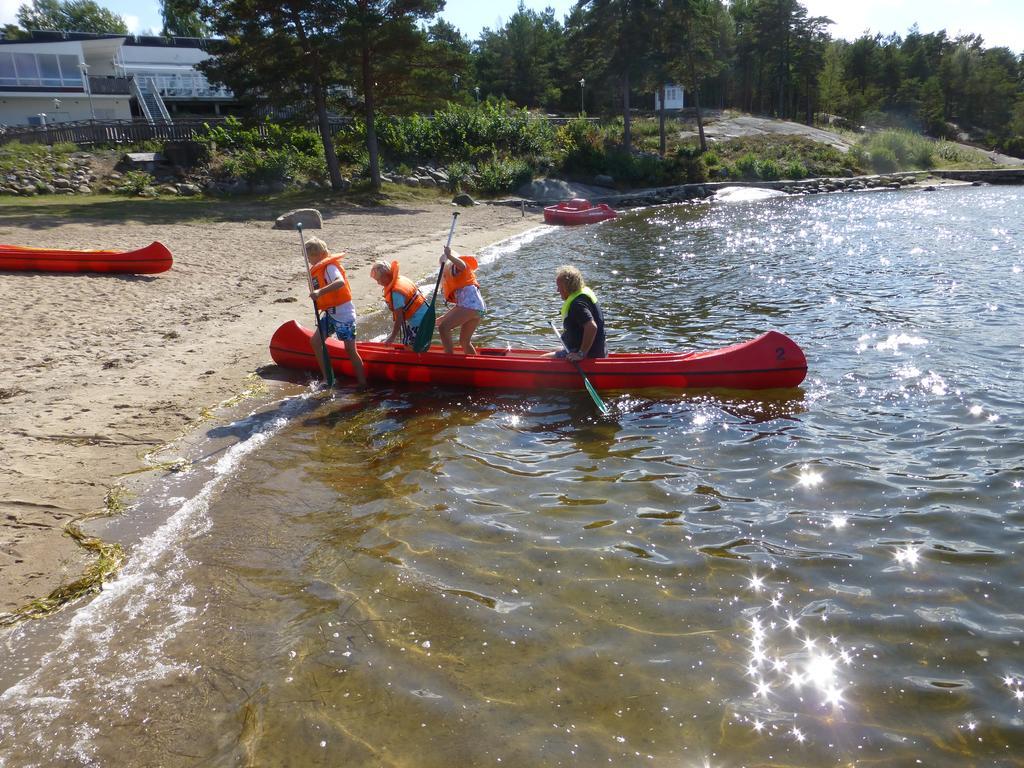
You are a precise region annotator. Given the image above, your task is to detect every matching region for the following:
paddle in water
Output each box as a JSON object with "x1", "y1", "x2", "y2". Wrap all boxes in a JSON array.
[
  {"x1": 297, "y1": 223, "x2": 335, "y2": 387},
  {"x1": 412, "y1": 212, "x2": 460, "y2": 353},
  {"x1": 550, "y1": 319, "x2": 609, "y2": 414}
]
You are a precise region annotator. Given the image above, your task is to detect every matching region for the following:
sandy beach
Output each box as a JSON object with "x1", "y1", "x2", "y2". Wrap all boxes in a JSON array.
[{"x1": 0, "y1": 197, "x2": 543, "y2": 617}]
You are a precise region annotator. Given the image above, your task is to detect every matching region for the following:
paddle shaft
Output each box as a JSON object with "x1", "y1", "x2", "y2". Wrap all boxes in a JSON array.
[
  {"x1": 412, "y1": 212, "x2": 459, "y2": 352},
  {"x1": 298, "y1": 224, "x2": 335, "y2": 386},
  {"x1": 550, "y1": 319, "x2": 608, "y2": 414}
]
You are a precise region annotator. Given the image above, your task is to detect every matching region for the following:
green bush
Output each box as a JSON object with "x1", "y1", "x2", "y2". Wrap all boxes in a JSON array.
[
  {"x1": 222, "y1": 147, "x2": 293, "y2": 185},
  {"x1": 870, "y1": 147, "x2": 899, "y2": 173},
  {"x1": 115, "y1": 170, "x2": 153, "y2": 195},
  {"x1": 668, "y1": 145, "x2": 709, "y2": 183},
  {"x1": 555, "y1": 118, "x2": 606, "y2": 176},
  {"x1": 757, "y1": 158, "x2": 781, "y2": 180},
  {"x1": 847, "y1": 145, "x2": 869, "y2": 168},
  {"x1": 476, "y1": 157, "x2": 532, "y2": 195},
  {"x1": 734, "y1": 152, "x2": 759, "y2": 179},
  {"x1": 912, "y1": 143, "x2": 935, "y2": 169},
  {"x1": 341, "y1": 101, "x2": 557, "y2": 167},
  {"x1": 784, "y1": 160, "x2": 808, "y2": 179},
  {"x1": 446, "y1": 160, "x2": 474, "y2": 192}
]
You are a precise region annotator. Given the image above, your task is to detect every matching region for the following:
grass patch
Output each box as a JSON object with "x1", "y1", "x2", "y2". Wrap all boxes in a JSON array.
[
  {"x1": 709, "y1": 134, "x2": 864, "y2": 179},
  {"x1": 0, "y1": 140, "x2": 77, "y2": 176},
  {"x1": 856, "y1": 129, "x2": 1002, "y2": 172}
]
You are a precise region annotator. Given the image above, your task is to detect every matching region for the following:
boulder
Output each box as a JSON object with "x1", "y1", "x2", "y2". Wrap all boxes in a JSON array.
[
  {"x1": 452, "y1": 193, "x2": 476, "y2": 207},
  {"x1": 594, "y1": 174, "x2": 615, "y2": 187},
  {"x1": 274, "y1": 208, "x2": 323, "y2": 230}
]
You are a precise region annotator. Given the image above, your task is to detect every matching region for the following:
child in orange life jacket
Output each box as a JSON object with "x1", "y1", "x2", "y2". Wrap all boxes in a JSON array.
[
  {"x1": 305, "y1": 237, "x2": 367, "y2": 386},
  {"x1": 437, "y1": 245, "x2": 486, "y2": 355},
  {"x1": 369, "y1": 260, "x2": 429, "y2": 349}
]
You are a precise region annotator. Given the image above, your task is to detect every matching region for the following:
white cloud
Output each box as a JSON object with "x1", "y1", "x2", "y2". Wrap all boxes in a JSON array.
[{"x1": 124, "y1": 14, "x2": 139, "y2": 33}]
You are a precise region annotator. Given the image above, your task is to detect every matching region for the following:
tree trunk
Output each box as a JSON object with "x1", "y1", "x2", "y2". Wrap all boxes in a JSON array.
[
  {"x1": 361, "y1": 44, "x2": 381, "y2": 191},
  {"x1": 288, "y1": 8, "x2": 343, "y2": 190},
  {"x1": 622, "y1": 71, "x2": 631, "y2": 153},
  {"x1": 313, "y1": 86, "x2": 344, "y2": 191},
  {"x1": 658, "y1": 83, "x2": 666, "y2": 157}
]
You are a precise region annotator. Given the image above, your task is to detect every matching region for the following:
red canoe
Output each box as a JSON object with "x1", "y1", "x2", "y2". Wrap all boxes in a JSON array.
[
  {"x1": 543, "y1": 198, "x2": 618, "y2": 226},
  {"x1": 270, "y1": 320, "x2": 807, "y2": 391},
  {"x1": 0, "y1": 241, "x2": 172, "y2": 274}
]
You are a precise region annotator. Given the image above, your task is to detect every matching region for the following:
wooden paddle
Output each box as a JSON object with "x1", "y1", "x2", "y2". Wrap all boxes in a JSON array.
[
  {"x1": 550, "y1": 319, "x2": 609, "y2": 414},
  {"x1": 297, "y1": 223, "x2": 335, "y2": 387},
  {"x1": 412, "y1": 212, "x2": 460, "y2": 353}
]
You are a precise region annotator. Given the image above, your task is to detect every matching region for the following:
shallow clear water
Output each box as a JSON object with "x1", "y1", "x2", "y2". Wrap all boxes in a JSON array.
[{"x1": 2, "y1": 186, "x2": 1023, "y2": 767}]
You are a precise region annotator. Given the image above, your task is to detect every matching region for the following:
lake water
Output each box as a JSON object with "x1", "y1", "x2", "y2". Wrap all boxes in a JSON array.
[{"x1": 2, "y1": 185, "x2": 1023, "y2": 767}]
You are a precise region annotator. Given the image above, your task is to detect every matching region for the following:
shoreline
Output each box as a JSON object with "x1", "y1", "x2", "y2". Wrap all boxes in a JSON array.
[{"x1": 0, "y1": 198, "x2": 544, "y2": 620}]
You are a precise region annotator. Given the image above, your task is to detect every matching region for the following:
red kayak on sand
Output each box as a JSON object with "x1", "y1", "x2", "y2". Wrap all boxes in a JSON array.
[
  {"x1": 0, "y1": 241, "x2": 173, "y2": 274},
  {"x1": 269, "y1": 320, "x2": 807, "y2": 391},
  {"x1": 543, "y1": 198, "x2": 617, "y2": 226}
]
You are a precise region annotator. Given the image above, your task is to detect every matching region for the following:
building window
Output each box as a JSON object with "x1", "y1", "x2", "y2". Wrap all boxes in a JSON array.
[
  {"x1": 58, "y1": 55, "x2": 82, "y2": 86},
  {"x1": 0, "y1": 52, "x2": 84, "y2": 87},
  {"x1": 0, "y1": 53, "x2": 15, "y2": 86},
  {"x1": 13, "y1": 53, "x2": 40, "y2": 86},
  {"x1": 38, "y1": 54, "x2": 62, "y2": 87}
]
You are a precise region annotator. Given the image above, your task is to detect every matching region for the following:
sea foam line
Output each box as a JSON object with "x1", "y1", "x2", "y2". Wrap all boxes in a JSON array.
[{"x1": 0, "y1": 392, "x2": 313, "y2": 765}]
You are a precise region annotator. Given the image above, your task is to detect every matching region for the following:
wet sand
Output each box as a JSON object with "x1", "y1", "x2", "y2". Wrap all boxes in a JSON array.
[{"x1": 0, "y1": 196, "x2": 543, "y2": 616}]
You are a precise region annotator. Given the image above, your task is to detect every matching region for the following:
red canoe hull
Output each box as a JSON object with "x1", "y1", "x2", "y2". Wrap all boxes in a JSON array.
[
  {"x1": 0, "y1": 241, "x2": 173, "y2": 274},
  {"x1": 543, "y1": 200, "x2": 617, "y2": 226},
  {"x1": 269, "y1": 321, "x2": 807, "y2": 391}
]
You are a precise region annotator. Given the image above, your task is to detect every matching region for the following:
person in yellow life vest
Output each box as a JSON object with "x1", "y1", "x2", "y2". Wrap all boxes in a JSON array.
[
  {"x1": 305, "y1": 237, "x2": 367, "y2": 386},
  {"x1": 437, "y1": 245, "x2": 486, "y2": 355},
  {"x1": 544, "y1": 265, "x2": 607, "y2": 361},
  {"x1": 369, "y1": 260, "x2": 429, "y2": 349}
]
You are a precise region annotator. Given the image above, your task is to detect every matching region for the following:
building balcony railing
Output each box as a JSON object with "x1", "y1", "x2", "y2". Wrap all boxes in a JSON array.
[{"x1": 146, "y1": 73, "x2": 232, "y2": 100}]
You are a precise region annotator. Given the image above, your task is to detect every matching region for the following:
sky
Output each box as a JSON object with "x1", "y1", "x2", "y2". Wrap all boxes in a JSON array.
[{"x1": 1, "y1": 0, "x2": 1022, "y2": 53}]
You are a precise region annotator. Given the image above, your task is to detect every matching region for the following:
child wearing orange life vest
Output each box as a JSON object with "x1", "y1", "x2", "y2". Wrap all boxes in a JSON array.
[
  {"x1": 369, "y1": 260, "x2": 429, "y2": 349},
  {"x1": 305, "y1": 237, "x2": 367, "y2": 386},
  {"x1": 436, "y1": 245, "x2": 486, "y2": 355}
]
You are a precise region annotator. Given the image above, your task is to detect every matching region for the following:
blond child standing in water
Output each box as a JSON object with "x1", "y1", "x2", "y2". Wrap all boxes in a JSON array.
[
  {"x1": 305, "y1": 237, "x2": 367, "y2": 387},
  {"x1": 437, "y1": 245, "x2": 486, "y2": 355}
]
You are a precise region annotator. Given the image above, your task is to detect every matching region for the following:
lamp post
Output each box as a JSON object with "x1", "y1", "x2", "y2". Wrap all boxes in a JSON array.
[
  {"x1": 79, "y1": 61, "x2": 95, "y2": 122},
  {"x1": 473, "y1": 86, "x2": 480, "y2": 104},
  {"x1": 452, "y1": 73, "x2": 460, "y2": 91},
  {"x1": 579, "y1": 77, "x2": 585, "y2": 116}
]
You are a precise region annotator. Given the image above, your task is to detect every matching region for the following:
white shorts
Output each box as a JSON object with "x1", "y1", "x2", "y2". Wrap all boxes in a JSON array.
[{"x1": 454, "y1": 284, "x2": 486, "y2": 312}]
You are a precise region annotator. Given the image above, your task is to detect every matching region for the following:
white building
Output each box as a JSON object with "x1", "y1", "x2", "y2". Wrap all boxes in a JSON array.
[
  {"x1": 0, "y1": 31, "x2": 234, "y2": 128},
  {"x1": 654, "y1": 83, "x2": 686, "y2": 111}
]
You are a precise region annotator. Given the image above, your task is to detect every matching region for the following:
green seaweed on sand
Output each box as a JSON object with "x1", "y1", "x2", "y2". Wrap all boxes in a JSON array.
[{"x1": 0, "y1": 486, "x2": 130, "y2": 627}]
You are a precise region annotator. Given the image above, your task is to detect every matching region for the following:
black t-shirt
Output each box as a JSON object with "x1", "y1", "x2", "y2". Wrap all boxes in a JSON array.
[{"x1": 561, "y1": 293, "x2": 607, "y2": 358}]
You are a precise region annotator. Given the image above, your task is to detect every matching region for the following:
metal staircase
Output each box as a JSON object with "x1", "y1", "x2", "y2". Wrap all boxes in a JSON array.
[{"x1": 131, "y1": 76, "x2": 173, "y2": 124}]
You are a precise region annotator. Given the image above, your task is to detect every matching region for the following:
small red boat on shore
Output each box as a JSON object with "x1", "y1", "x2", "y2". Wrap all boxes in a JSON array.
[
  {"x1": 543, "y1": 198, "x2": 618, "y2": 226},
  {"x1": 269, "y1": 320, "x2": 807, "y2": 392},
  {"x1": 0, "y1": 241, "x2": 172, "y2": 274}
]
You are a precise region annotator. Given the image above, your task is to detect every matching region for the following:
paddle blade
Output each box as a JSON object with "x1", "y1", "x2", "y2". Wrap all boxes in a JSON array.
[
  {"x1": 580, "y1": 369, "x2": 609, "y2": 414},
  {"x1": 412, "y1": 304, "x2": 437, "y2": 352},
  {"x1": 309, "y1": 334, "x2": 336, "y2": 386}
]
